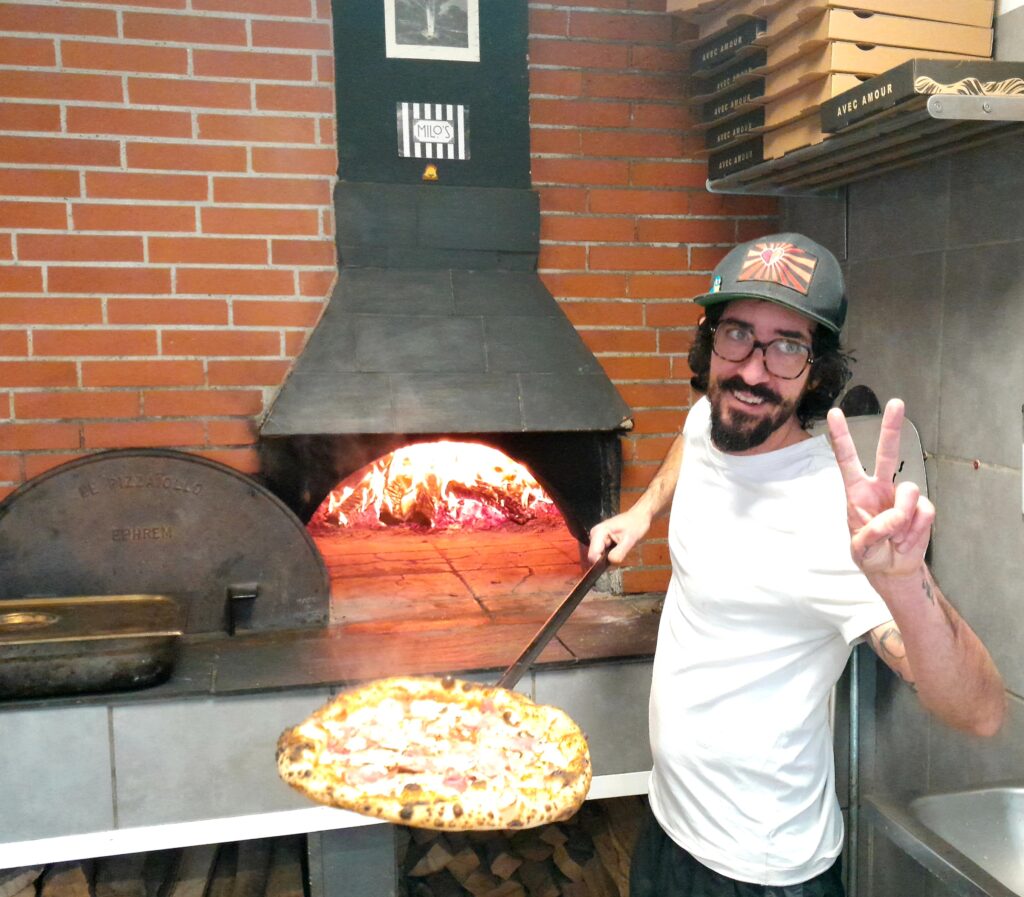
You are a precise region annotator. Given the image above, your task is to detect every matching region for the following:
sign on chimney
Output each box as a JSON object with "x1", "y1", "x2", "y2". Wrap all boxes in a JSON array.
[{"x1": 397, "y1": 101, "x2": 470, "y2": 160}]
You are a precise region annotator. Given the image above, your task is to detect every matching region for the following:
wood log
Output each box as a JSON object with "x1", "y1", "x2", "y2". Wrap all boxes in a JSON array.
[
  {"x1": 480, "y1": 881, "x2": 525, "y2": 897},
  {"x1": 408, "y1": 840, "x2": 454, "y2": 877},
  {"x1": 487, "y1": 852, "x2": 522, "y2": 882},
  {"x1": 516, "y1": 860, "x2": 559, "y2": 897},
  {"x1": 551, "y1": 846, "x2": 584, "y2": 884},
  {"x1": 444, "y1": 847, "x2": 481, "y2": 884},
  {"x1": 591, "y1": 829, "x2": 629, "y2": 897},
  {"x1": 232, "y1": 840, "x2": 273, "y2": 897},
  {"x1": 582, "y1": 856, "x2": 618, "y2": 897},
  {"x1": 265, "y1": 837, "x2": 305, "y2": 897},
  {"x1": 600, "y1": 797, "x2": 646, "y2": 897},
  {"x1": 205, "y1": 844, "x2": 238, "y2": 897},
  {"x1": 95, "y1": 854, "x2": 147, "y2": 897},
  {"x1": 0, "y1": 869, "x2": 44, "y2": 897},
  {"x1": 162, "y1": 846, "x2": 219, "y2": 897},
  {"x1": 508, "y1": 832, "x2": 553, "y2": 863},
  {"x1": 460, "y1": 870, "x2": 501, "y2": 897},
  {"x1": 143, "y1": 851, "x2": 180, "y2": 897},
  {"x1": 39, "y1": 863, "x2": 92, "y2": 897},
  {"x1": 604, "y1": 797, "x2": 645, "y2": 853},
  {"x1": 536, "y1": 827, "x2": 567, "y2": 848},
  {"x1": 416, "y1": 870, "x2": 464, "y2": 897}
]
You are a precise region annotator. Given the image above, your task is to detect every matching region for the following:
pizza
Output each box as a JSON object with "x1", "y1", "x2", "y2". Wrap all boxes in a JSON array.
[{"x1": 276, "y1": 674, "x2": 592, "y2": 830}]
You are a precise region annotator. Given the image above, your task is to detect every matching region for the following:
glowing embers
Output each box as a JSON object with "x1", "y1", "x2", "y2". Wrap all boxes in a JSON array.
[{"x1": 310, "y1": 441, "x2": 563, "y2": 531}]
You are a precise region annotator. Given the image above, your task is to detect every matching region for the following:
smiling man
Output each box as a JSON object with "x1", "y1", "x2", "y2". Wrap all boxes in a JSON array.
[{"x1": 588, "y1": 233, "x2": 1004, "y2": 897}]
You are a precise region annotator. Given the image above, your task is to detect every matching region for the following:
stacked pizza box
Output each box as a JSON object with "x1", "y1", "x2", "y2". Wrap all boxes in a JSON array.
[{"x1": 671, "y1": 0, "x2": 995, "y2": 179}]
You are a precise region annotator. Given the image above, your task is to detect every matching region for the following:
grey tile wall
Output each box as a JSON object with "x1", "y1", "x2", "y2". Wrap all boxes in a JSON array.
[
  {"x1": 534, "y1": 660, "x2": 653, "y2": 776},
  {"x1": 0, "y1": 705, "x2": 114, "y2": 840},
  {"x1": 784, "y1": 126, "x2": 1024, "y2": 897},
  {"x1": 112, "y1": 689, "x2": 330, "y2": 826},
  {"x1": 931, "y1": 461, "x2": 1024, "y2": 695}
]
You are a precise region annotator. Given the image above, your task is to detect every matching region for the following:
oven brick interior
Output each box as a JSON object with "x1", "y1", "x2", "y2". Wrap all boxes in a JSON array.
[{"x1": 0, "y1": 1, "x2": 778, "y2": 596}]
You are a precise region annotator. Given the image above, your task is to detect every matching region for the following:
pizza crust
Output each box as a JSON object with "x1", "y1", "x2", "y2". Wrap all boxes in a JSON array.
[{"x1": 276, "y1": 675, "x2": 592, "y2": 830}]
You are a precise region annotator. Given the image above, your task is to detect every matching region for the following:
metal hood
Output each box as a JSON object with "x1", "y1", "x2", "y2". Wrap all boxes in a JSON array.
[{"x1": 260, "y1": 182, "x2": 632, "y2": 437}]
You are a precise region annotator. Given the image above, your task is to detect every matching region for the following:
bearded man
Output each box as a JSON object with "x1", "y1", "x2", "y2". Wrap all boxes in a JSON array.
[{"x1": 587, "y1": 233, "x2": 1004, "y2": 897}]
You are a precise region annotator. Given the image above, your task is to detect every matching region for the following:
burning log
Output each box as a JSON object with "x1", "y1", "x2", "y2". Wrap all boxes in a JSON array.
[{"x1": 313, "y1": 441, "x2": 560, "y2": 531}]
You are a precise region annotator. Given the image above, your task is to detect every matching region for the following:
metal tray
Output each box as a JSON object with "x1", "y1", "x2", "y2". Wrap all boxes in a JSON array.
[{"x1": 0, "y1": 595, "x2": 183, "y2": 700}]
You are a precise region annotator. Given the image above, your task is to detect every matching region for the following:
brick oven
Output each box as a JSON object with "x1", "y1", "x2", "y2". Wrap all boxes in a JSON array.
[{"x1": 0, "y1": 0, "x2": 777, "y2": 885}]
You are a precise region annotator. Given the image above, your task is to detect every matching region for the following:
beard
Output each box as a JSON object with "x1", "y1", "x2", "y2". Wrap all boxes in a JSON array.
[{"x1": 708, "y1": 375, "x2": 801, "y2": 452}]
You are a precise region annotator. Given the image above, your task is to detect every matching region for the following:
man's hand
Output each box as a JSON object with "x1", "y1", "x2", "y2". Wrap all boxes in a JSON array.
[
  {"x1": 826, "y1": 398, "x2": 935, "y2": 577},
  {"x1": 587, "y1": 506, "x2": 652, "y2": 565}
]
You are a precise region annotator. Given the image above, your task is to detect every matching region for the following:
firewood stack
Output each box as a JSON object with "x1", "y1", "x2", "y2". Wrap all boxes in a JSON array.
[
  {"x1": 0, "y1": 798, "x2": 646, "y2": 897},
  {"x1": 398, "y1": 797, "x2": 645, "y2": 897},
  {"x1": 0, "y1": 837, "x2": 304, "y2": 897}
]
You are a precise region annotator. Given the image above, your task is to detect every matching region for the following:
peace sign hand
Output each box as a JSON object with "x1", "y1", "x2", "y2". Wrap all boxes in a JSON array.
[{"x1": 827, "y1": 398, "x2": 935, "y2": 578}]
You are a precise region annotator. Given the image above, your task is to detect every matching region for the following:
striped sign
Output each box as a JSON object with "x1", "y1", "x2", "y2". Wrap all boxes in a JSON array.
[{"x1": 396, "y1": 102, "x2": 470, "y2": 160}]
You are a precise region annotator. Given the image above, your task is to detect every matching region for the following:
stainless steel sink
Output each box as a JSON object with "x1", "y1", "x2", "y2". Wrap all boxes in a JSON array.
[
  {"x1": 910, "y1": 788, "x2": 1024, "y2": 895},
  {"x1": 866, "y1": 787, "x2": 1024, "y2": 897}
]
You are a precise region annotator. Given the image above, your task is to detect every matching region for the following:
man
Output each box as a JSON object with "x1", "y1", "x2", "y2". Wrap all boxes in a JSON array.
[{"x1": 587, "y1": 233, "x2": 1004, "y2": 897}]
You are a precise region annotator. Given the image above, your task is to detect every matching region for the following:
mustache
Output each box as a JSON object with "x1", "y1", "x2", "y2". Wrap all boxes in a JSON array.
[{"x1": 717, "y1": 376, "x2": 782, "y2": 405}]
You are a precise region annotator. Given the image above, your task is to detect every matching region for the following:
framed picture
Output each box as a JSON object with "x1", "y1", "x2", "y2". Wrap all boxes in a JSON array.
[{"x1": 384, "y1": 0, "x2": 480, "y2": 63}]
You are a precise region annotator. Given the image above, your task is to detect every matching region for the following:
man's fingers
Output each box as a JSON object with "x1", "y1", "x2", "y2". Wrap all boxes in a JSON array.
[
  {"x1": 826, "y1": 407, "x2": 865, "y2": 489},
  {"x1": 607, "y1": 538, "x2": 633, "y2": 566},
  {"x1": 893, "y1": 493, "x2": 935, "y2": 554},
  {"x1": 873, "y1": 398, "x2": 905, "y2": 486},
  {"x1": 587, "y1": 526, "x2": 613, "y2": 564},
  {"x1": 851, "y1": 506, "x2": 911, "y2": 555}
]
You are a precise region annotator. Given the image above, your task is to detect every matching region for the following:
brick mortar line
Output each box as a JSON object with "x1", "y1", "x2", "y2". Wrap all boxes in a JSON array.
[
  {"x1": 1, "y1": 0, "x2": 326, "y2": 21},
  {"x1": 0, "y1": 99, "x2": 335, "y2": 119},
  {"x1": 1, "y1": 200, "x2": 333, "y2": 209},
  {"x1": 0, "y1": 164, "x2": 333, "y2": 179}
]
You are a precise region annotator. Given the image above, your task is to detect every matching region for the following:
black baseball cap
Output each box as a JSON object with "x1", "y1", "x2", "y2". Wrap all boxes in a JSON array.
[{"x1": 694, "y1": 232, "x2": 847, "y2": 333}]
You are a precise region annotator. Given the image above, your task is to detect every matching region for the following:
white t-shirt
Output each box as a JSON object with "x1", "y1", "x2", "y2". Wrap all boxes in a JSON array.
[{"x1": 647, "y1": 396, "x2": 893, "y2": 886}]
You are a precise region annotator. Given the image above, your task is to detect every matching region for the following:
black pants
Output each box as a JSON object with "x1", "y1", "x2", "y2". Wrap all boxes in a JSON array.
[{"x1": 630, "y1": 804, "x2": 846, "y2": 897}]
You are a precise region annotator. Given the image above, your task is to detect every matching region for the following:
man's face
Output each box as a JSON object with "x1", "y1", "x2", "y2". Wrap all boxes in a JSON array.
[{"x1": 706, "y1": 299, "x2": 815, "y2": 455}]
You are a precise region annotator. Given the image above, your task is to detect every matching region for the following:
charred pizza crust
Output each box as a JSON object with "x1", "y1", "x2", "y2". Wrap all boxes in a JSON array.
[{"x1": 276, "y1": 675, "x2": 592, "y2": 830}]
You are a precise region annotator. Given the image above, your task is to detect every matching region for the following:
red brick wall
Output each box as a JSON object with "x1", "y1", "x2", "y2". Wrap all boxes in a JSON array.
[
  {"x1": 0, "y1": 0, "x2": 775, "y2": 593},
  {"x1": 0, "y1": 0, "x2": 337, "y2": 493},
  {"x1": 528, "y1": 1, "x2": 776, "y2": 591}
]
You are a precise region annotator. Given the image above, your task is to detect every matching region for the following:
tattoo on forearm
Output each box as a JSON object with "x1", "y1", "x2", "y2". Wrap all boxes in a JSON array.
[
  {"x1": 873, "y1": 625, "x2": 907, "y2": 662},
  {"x1": 870, "y1": 625, "x2": 917, "y2": 691},
  {"x1": 922, "y1": 576, "x2": 935, "y2": 604}
]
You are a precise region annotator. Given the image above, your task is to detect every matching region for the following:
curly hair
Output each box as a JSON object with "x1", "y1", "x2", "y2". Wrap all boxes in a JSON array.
[{"x1": 687, "y1": 302, "x2": 853, "y2": 428}]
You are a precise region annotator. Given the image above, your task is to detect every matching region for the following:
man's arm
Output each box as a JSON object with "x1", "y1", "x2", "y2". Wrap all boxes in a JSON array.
[
  {"x1": 587, "y1": 431, "x2": 684, "y2": 565},
  {"x1": 828, "y1": 400, "x2": 1005, "y2": 737},
  {"x1": 866, "y1": 573, "x2": 1004, "y2": 736}
]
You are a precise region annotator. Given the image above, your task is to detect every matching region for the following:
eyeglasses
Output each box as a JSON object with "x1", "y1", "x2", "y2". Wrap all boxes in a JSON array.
[{"x1": 711, "y1": 322, "x2": 813, "y2": 380}]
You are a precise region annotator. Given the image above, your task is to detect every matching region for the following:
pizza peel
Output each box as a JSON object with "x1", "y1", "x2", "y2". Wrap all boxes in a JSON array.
[{"x1": 494, "y1": 547, "x2": 610, "y2": 690}]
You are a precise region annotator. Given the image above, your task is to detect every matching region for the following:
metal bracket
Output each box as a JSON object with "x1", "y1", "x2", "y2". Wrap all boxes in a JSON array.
[
  {"x1": 706, "y1": 177, "x2": 843, "y2": 197},
  {"x1": 927, "y1": 94, "x2": 1024, "y2": 122}
]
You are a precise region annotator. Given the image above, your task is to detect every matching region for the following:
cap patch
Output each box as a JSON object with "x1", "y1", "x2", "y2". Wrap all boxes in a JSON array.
[
  {"x1": 737, "y1": 241, "x2": 818, "y2": 295},
  {"x1": 710, "y1": 274, "x2": 722, "y2": 294}
]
